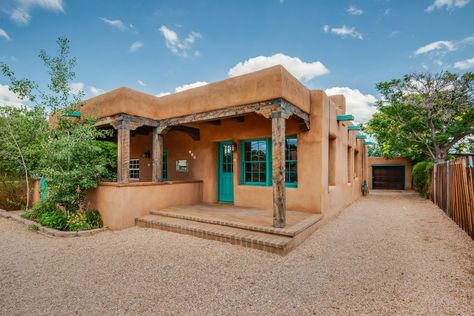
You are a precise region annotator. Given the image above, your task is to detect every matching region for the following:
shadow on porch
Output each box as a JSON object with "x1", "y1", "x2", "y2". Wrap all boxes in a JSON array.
[{"x1": 136, "y1": 204, "x2": 322, "y2": 255}]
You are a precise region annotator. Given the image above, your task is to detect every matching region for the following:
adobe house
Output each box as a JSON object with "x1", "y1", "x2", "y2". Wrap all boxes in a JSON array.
[
  {"x1": 368, "y1": 157, "x2": 412, "y2": 190},
  {"x1": 81, "y1": 65, "x2": 369, "y2": 253}
]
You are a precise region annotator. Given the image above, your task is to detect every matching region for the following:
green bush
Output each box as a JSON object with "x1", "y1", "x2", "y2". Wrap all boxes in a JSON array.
[
  {"x1": 67, "y1": 212, "x2": 91, "y2": 231},
  {"x1": 23, "y1": 201, "x2": 68, "y2": 231},
  {"x1": 38, "y1": 210, "x2": 69, "y2": 231},
  {"x1": 84, "y1": 209, "x2": 102, "y2": 229},
  {"x1": 22, "y1": 201, "x2": 102, "y2": 231},
  {"x1": 412, "y1": 161, "x2": 434, "y2": 198},
  {"x1": 0, "y1": 178, "x2": 28, "y2": 210}
]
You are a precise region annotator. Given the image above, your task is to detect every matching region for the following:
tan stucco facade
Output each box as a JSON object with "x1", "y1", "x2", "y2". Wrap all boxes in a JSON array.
[
  {"x1": 368, "y1": 157, "x2": 412, "y2": 190},
  {"x1": 82, "y1": 65, "x2": 369, "y2": 229}
]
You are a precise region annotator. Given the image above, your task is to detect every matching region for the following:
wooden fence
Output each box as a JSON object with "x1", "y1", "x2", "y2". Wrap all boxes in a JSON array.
[{"x1": 431, "y1": 157, "x2": 474, "y2": 239}]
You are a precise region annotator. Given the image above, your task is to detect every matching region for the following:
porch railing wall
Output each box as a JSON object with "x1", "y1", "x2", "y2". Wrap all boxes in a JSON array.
[{"x1": 431, "y1": 157, "x2": 474, "y2": 239}]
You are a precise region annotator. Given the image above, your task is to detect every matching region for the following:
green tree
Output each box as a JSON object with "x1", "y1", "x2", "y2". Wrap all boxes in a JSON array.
[
  {"x1": 366, "y1": 71, "x2": 474, "y2": 163},
  {"x1": 0, "y1": 37, "x2": 115, "y2": 212},
  {"x1": 0, "y1": 106, "x2": 48, "y2": 209}
]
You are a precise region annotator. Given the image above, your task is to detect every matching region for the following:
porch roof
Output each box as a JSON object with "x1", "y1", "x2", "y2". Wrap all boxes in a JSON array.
[{"x1": 81, "y1": 65, "x2": 311, "y2": 121}]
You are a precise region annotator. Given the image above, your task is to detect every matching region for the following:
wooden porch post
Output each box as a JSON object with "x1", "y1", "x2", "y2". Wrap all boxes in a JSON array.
[
  {"x1": 272, "y1": 110, "x2": 288, "y2": 228},
  {"x1": 152, "y1": 127, "x2": 164, "y2": 182},
  {"x1": 117, "y1": 124, "x2": 130, "y2": 184}
]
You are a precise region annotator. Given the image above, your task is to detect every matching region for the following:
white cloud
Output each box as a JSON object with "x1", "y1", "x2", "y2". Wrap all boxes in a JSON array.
[
  {"x1": 228, "y1": 53, "x2": 329, "y2": 82},
  {"x1": 156, "y1": 81, "x2": 208, "y2": 97},
  {"x1": 454, "y1": 56, "x2": 474, "y2": 70},
  {"x1": 414, "y1": 36, "x2": 474, "y2": 65},
  {"x1": 384, "y1": 8, "x2": 391, "y2": 15},
  {"x1": 324, "y1": 25, "x2": 363, "y2": 40},
  {"x1": 414, "y1": 40, "x2": 455, "y2": 55},
  {"x1": 347, "y1": 5, "x2": 363, "y2": 15},
  {"x1": 159, "y1": 25, "x2": 201, "y2": 57},
  {"x1": 0, "y1": 84, "x2": 24, "y2": 107},
  {"x1": 68, "y1": 82, "x2": 85, "y2": 95},
  {"x1": 0, "y1": 28, "x2": 11, "y2": 41},
  {"x1": 9, "y1": 0, "x2": 64, "y2": 25},
  {"x1": 137, "y1": 80, "x2": 147, "y2": 87},
  {"x1": 174, "y1": 81, "x2": 208, "y2": 92},
  {"x1": 89, "y1": 86, "x2": 105, "y2": 96},
  {"x1": 426, "y1": 0, "x2": 470, "y2": 12},
  {"x1": 99, "y1": 17, "x2": 128, "y2": 31},
  {"x1": 129, "y1": 41, "x2": 143, "y2": 53},
  {"x1": 325, "y1": 87, "x2": 378, "y2": 123}
]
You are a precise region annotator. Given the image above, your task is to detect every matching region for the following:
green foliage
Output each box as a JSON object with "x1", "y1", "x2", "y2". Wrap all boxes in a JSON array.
[
  {"x1": 39, "y1": 210, "x2": 69, "y2": 231},
  {"x1": 40, "y1": 117, "x2": 113, "y2": 213},
  {"x1": 367, "y1": 71, "x2": 474, "y2": 163},
  {"x1": 30, "y1": 224, "x2": 39, "y2": 231},
  {"x1": 67, "y1": 210, "x2": 102, "y2": 231},
  {"x1": 0, "y1": 37, "x2": 115, "y2": 214},
  {"x1": 367, "y1": 142, "x2": 382, "y2": 157},
  {"x1": 0, "y1": 177, "x2": 28, "y2": 210},
  {"x1": 84, "y1": 209, "x2": 102, "y2": 229},
  {"x1": 23, "y1": 201, "x2": 102, "y2": 231},
  {"x1": 412, "y1": 161, "x2": 434, "y2": 198},
  {"x1": 96, "y1": 141, "x2": 117, "y2": 181}
]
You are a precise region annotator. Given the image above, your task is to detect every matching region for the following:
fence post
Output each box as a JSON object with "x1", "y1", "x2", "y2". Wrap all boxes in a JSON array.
[
  {"x1": 433, "y1": 163, "x2": 437, "y2": 205},
  {"x1": 446, "y1": 161, "x2": 450, "y2": 216}
]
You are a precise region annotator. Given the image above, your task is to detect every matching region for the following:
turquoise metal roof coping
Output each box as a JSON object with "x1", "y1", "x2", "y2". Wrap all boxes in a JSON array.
[
  {"x1": 336, "y1": 114, "x2": 354, "y2": 121},
  {"x1": 348, "y1": 125, "x2": 361, "y2": 131},
  {"x1": 63, "y1": 111, "x2": 81, "y2": 117}
]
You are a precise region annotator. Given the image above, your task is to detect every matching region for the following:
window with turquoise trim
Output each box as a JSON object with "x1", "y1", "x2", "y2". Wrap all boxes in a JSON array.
[
  {"x1": 285, "y1": 137, "x2": 297, "y2": 186},
  {"x1": 241, "y1": 139, "x2": 269, "y2": 185},
  {"x1": 240, "y1": 136, "x2": 297, "y2": 187},
  {"x1": 162, "y1": 151, "x2": 168, "y2": 181}
]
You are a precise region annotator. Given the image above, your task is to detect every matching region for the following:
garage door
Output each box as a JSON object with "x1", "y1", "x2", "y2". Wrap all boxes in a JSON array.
[{"x1": 372, "y1": 166, "x2": 405, "y2": 190}]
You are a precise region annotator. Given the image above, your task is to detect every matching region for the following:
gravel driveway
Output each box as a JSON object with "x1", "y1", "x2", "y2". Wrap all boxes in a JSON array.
[{"x1": 0, "y1": 191, "x2": 473, "y2": 315}]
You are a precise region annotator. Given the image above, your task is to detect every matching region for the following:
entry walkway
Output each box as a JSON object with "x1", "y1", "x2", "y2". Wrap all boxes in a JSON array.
[{"x1": 136, "y1": 204, "x2": 323, "y2": 254}]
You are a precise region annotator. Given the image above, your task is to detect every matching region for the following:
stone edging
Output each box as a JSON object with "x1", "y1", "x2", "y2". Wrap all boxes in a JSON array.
[{"x1": 0, "y1": 209, "x2": 108, "y2": 237}]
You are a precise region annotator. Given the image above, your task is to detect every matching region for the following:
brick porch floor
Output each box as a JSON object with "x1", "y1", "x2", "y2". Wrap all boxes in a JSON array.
[{"x1": 136, "y1": 204, "x2": 323, "y2": 255}]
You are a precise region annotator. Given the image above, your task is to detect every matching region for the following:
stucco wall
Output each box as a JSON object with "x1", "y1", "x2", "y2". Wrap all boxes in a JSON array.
[
  {"x1": 118, "y1": 92, "x2": 367, "y2": 219},
  {"x1": 81, "y1": 66, "x2": 310, "y2": 121},
  {"x1": 80, "y1": 65, "x2": 369, "y2": 229},
  {"x1": 87, "y1": 181, "x2": 203, "y2": 229},
  {"x1": 368, "y1": 157, "x2": 413, "y2": 190}
]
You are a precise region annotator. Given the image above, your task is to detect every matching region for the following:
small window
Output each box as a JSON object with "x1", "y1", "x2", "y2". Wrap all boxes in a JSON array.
[
  {"x1": 241, "y1": 139, "x2": 269, "y2": 185},
  {"x1": 162, "y1": 152, "x2": 168, "y2": 181},
  {"x1": 285, "y1": 137, "x2": 298, "y2": 187},
  {"x1": 328, "y1": 136, "x2": 336, "y2": 186},
  {"x1": 240, "y1": 136, "x2": 297, "y2": 187},
  {"x1": 354, "y1": 150, "x2": 360, "y2": 178},
  {"x1": 347, "y1": 147, "x2": 352, "y2": 183},
  {"x1": 130, "y1": 159, "x2": 140, "y2": 180}
]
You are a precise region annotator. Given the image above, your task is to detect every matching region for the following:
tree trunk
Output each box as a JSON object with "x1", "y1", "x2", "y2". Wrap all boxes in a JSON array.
[{"x1": 435, "y1": 149, "x2": 448, "y2": 163}]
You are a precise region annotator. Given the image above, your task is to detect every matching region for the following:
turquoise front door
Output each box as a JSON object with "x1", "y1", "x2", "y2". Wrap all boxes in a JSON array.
[{"x1": 218, "y1": 141, "x2": 234, "y2": 203}]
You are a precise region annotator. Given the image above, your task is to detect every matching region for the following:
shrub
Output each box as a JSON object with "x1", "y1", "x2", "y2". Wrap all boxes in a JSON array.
[
  {"x1": 412, "y1": 161, "x2": 434, "y2": 198},
  {"x1": 0, "y1": 178, "x2": 28, "y2": 210},
  {"x1": 30, "y1": 224, "x2": 39, "y2": 231},
  {"x1": 67, "y1": 212, "x2": 91, "y2": 231},
  {"x1": 38, "y1": 210, "x2": 69, "y2": 231},
  {"x1": 22, "y1": 201, "x2": 102, "y2": 231},
  {"x1": 84, "y1": 209, "x2": 102, "y2": 229},
  {"x1": 22, "y1": 201, "x2": 68, "y2": 231}
]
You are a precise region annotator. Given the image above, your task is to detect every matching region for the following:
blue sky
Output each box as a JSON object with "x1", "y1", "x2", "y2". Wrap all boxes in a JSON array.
[{"x1": 1, "y1": 0, "x2": 473, "y2": 122}]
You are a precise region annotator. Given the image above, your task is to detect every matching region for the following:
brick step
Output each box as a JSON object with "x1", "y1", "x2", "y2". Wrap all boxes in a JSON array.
[
  {"x1": 136, "y1": 214, "x2": 292, "y2": 255},
  {"x1": 150, "y1": 209, "x2": 300, "y2": 237}
]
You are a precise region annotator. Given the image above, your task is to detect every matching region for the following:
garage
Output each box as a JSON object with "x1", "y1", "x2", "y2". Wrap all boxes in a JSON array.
[{"x1": 372, "y1": 165, "x2": 405, "y2": 190}]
